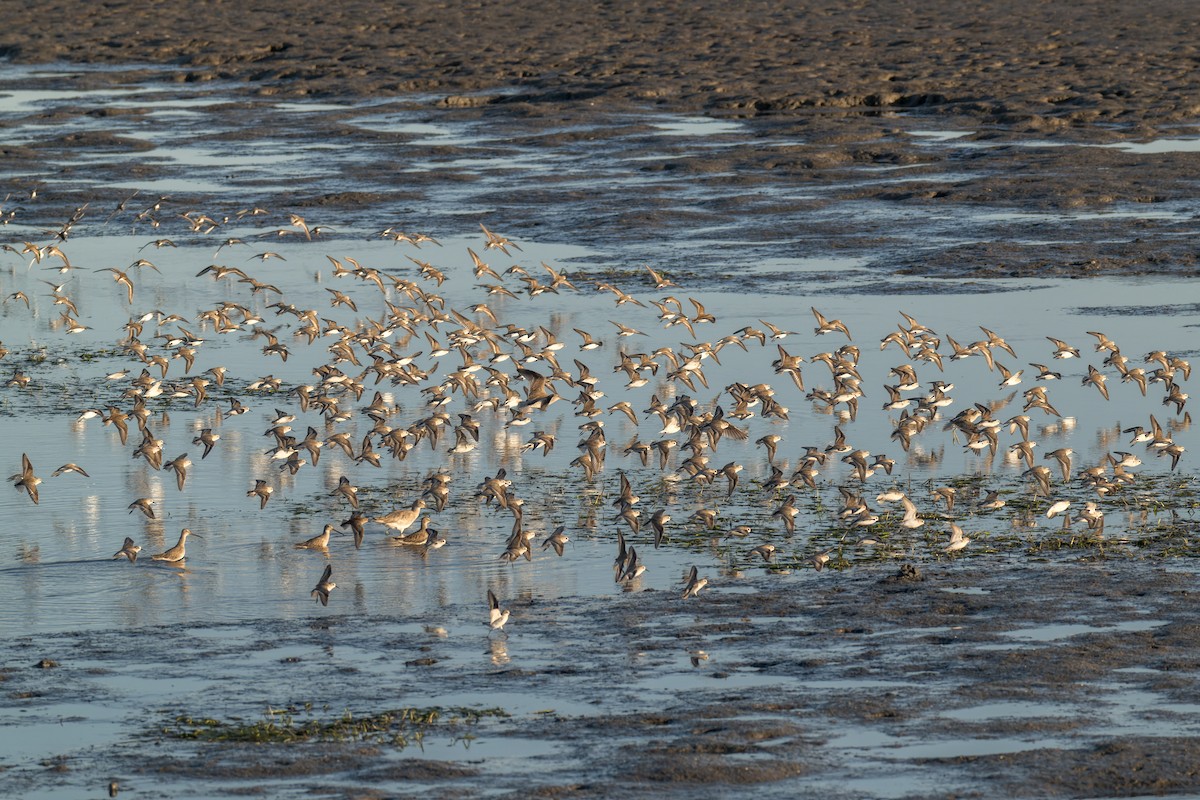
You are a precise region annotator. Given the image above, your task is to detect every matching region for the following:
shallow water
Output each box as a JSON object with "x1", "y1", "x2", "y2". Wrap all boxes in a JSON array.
[{"x1": 2, "y1": 64, "x2": 1200, "y2": 798}]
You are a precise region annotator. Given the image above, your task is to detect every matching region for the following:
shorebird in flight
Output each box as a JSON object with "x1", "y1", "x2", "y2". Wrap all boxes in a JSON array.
[
  {"x1": 486, "y1": 589, "x2": 510, "y2": 634},
  {"x1": 480, "y1": 223, "x2": 522, "y2": 255},
  {"x1": 681, "y1": 565, "x2": 709, "y2": 599},
  {"x1": 113, "y1": 537, "x2": 141, "y2": 563},
  {"x1": 812, "y1": 306, "x2": 852, "y2": 339},
  {"x1": 311, "y1": 564, "x2": 335, "y2": 606},
  {"x1": 11, "y1": 453, "x2": 40, "y2": 504}
]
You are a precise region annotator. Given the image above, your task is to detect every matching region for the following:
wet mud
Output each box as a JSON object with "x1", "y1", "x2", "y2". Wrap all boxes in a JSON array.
[
  {"x1": 7, "y1": 561, "x2": 1200, "y2": 797},
  {"x1": 2, "y1": 2, "x2": 1200, "y2": 798},
  {"x1": 0, "y1": 2, "x2": 1199, "y2": 279},
  {"x1": 3, "y1": 1, "x2": 1197, "y2": 128}
]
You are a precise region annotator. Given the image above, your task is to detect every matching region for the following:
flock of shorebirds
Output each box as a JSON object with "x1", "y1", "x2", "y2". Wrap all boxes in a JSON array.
[{"x1": 2, "y1": 197, "x2": 1194, "y2": 635}]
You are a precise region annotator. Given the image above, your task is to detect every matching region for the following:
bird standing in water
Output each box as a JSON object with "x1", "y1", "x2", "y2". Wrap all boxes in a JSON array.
[{"x1": 152, "y1": 528, "x2": 201, "y2": 562}]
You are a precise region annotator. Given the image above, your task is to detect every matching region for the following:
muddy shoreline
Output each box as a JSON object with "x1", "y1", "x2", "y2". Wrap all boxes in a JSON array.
[
  {"x1": 3, "y1": 0, "x2": 1198, "y2": 132},
  {"x1": 7, "y1": 561, "x2": 1200, "y2": 798},
  {"x1": 1, "y1": 1, "x2": 1199, "y2": 277}
]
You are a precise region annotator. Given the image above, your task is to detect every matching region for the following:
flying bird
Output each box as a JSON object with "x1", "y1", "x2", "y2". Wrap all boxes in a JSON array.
[
  {"x1": 113, "y1": 537, "x2": 141, "y2": 563},
  {"x1": 311, "y1": 564, "x2": 335, "y2": 606},
  {"x1": 681, "y1": 565, "x2": 709, "y2": 599},
  {"x1": 486, "y1": 589, "x2": 511, "y2": 634},
  {"x1": 11, "y1": 453, "x2": 39, "y2": 504}
]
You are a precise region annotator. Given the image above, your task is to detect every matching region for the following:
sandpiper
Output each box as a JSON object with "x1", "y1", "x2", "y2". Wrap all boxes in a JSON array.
[
  {"x1": 421, "y1": 526, "x2": 448, "y2": 553},
  {"x1": 113, "y1": 537, "x2": 141, "y2": 563},
  {"x1": 390, "y1": 515, "x2": 436, "y2": 546},
  {"x1": 681, "y1": 565, "x2": 709, "y2": 599},
  {"x1": 618, "y1": 546, "x2": 647, "y2": 583},
  {"x1": 192, "y1": 428, "x2": 220, "y2": 459},
  {"x1": 1046, "y1": 499, "x2": 1071, "y2": 519},
  {"x1": 128, "y1": 498, "x2": 156, "y2": 519},
  {"x1": 749, "y1": 544, "x2": 777, "y2": 563},
  {"x1": 1083, "y1": 364, "x2": 1109, "y2": 400},
  {"x1": 898, "y1": 495, "x2": 925, "y2": 529},
  {"x1": 1047, "y1": 337, "x2": 1080, "y2": 359},
  {"x1": 480, "y1": 222, "x2": 522, "y2": 255},
  {"x1": 151, "y1": 528, "x2": 200, "y2": 562},
  {"x1": 12, "y1": 453, "x2": 40, "y2": 504},
  {"x1": 248, "y1": 479, "x2": 273, "y2": 509},
  {"x1": 162, "y1": 453, "x2": 192, "y2": 491},
  {"x1": 374, "y1": 499, "x2": 427, "y2": 534},
  {"x1": 772, "y1": 495, "x2": 800, "y2": 534},
  {"x1": 1044, "y1": 447, "x2": 1074, "y2": 483},
  {"x1": 331, "y1": 475, "x2": 359, "y2": 508},
  {"x1": 340, "y1": 511, "x2": 368, "y2": 549},
  {"x1": 944, "y1": 523, "x2": 970, "y2": 553},
  {"x1": 296, "y1": 524, "x2": 334, "y2": 550},
  {"x1": 645, "y1": 264, "x2": 677, "y2": 289},
  {"x1": 311, "y1": 564, "x2": 335, "y2": 606},
  {"x1": 486, "y1": 589, "x2": 510, "y2": 634},
  {"x1": 649, "y1": 509, "x2": 671, "y2": 548},
  {"x1": 756, "y1": 434, "x2": 781, "y2": 463},
  {"x1": 812, "y1": 306, "x2": 852, "y2": 339},
  {"x1": 980, "y1": 490, "x2": 1006, "y2": 511},
  {"x1": 541, "y1": 525, "x2": 570, "y2": 556}
]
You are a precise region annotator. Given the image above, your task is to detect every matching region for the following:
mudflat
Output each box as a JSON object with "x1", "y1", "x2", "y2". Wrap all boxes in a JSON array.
[
  {"x1": 2, "y1": 0, "x2": 1197, "y2": 129},
  {"x1": 2, "y1": 1, "x2": 1199, "y2": 276},
  {"x1": 2, "y1": 4, "x2": 1200, "y2": 799}
]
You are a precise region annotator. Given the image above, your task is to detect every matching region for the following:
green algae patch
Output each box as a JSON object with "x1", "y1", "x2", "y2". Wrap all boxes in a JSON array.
[{"x1": 159, "y1": 705, "x2": 509, "y2": 747}]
